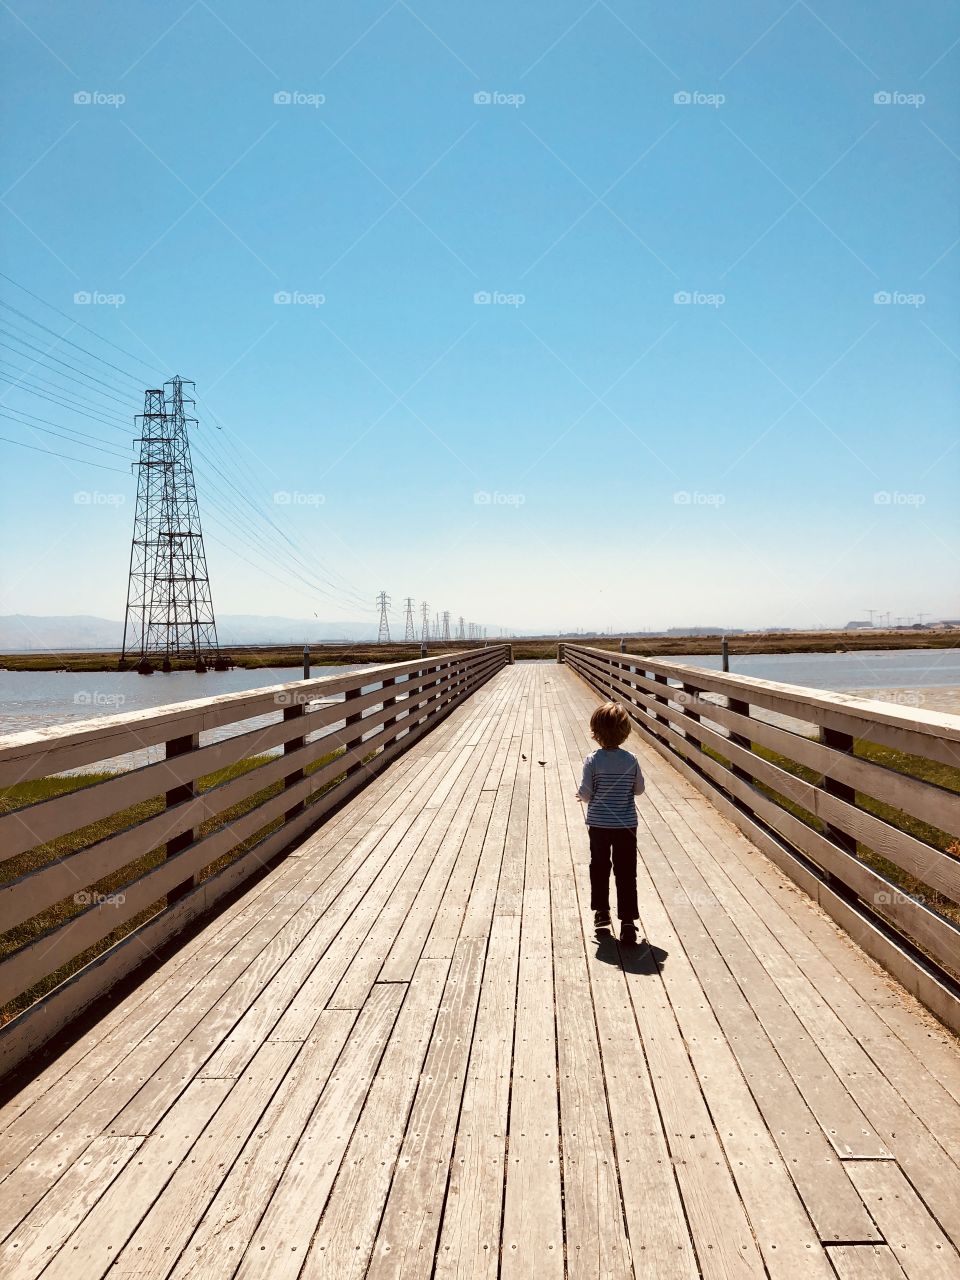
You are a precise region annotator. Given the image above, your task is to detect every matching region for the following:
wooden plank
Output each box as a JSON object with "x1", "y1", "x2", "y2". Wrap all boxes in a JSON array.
[
  {"x1": 216, "y1": 984, "x2": 404, "y2": 1280},
  {"x1": 845, "y1": 1162, "x2": 960, "y2": 1280},
  {"x1": 554, "y1": 671, "x2": 813, "y2": 1278},
  {"x1": 434, "y1": 914, "x2": 520, "y2": 1280},
  {"x1": 34, "y1": 1076, "x2": 233, "y2": 1280},
  {"x1": 544, "y1": 700, "x2": 702, "y2": 1277},
  {"x1": 163, "y1": 1009, "x2": 356, "y2": 1278},
  {"x1": 637, "y1": 802, "x2": 883, "y2": 1239},
  {"x1": 379, "y1": 675, "x2": 522, "y2": 978},
  {"x1": 0, "y1": 1135, "x2": 143, "y2": 1277},
  {"x1": 541, "y1": 708, "x2": 636, "y2": 1277},
  {"x1": 292, "y1": 959, "x2": 451, "y2": 1280},
  {"x1": 366, "y1": 936, "x2": 488, "y2": 1278},
  {"x1": 327, "y1": 679, "x2": 515, "y2": 1007},
  {"x1": 829, "y1": 1245, "x2": 908, "y2": 1279},
  {"x1": 653, "y1": 798, "x2": 960, "y2": 1244},
  {"x1": 106, "y1": 1040, "x2": 301, "y2": 1278},
  {"x1": 674, "y1": 793, "x2": 960, "y2": 1116}
]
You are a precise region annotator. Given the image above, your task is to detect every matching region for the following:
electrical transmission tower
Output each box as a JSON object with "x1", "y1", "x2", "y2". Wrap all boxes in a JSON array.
[
  {"x1": 441, "y1": 610, "x2": 451, "y2": 643},
  {"x1": 403, "y1": 596, "x2": 416, "y2": 642},
  {"x1": 120, "y1": 377, "x2": 220, "y2": 673},
  {"x1": 420, "y1": 601, "x2": 430, "y2": 646},
  {"x1": 456, "y1": 615, "x2": 465, "y2": 641},
  {"x1": 376, "y1": 591, "x2": 392, "y2": 643}
]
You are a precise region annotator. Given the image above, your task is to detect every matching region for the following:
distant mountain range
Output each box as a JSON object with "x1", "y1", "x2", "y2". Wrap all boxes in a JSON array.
[{"x1": 0, "y1": 615, "x2": 378, "y2": 651}]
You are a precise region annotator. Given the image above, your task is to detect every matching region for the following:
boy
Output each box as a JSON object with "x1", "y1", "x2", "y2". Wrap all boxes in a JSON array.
[{"x1": 577, "y1": 701, "x2": 645, "y2": 946}]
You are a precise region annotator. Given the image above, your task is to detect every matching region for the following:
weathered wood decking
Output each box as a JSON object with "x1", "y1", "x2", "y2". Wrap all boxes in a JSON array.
[{"x1": 1, "y1": 662, "x2": 959, "y2": 1279}]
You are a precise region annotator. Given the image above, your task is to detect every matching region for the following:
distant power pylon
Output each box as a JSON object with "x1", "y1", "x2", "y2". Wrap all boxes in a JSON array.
[
  {"x1": 376, "y1": 591, "x2": 391, "y2": 644},
  {"x1": 421, "y1": 601, "x2": 430, "y2": 646},
  {"x1": 120, "y1": 377, "x2": 220, "y2": 673},
  {"x1": 456, "y1": 615, "x2": 465, "y2": 641},
  {"x1": 441, "y1": 611, "x2": 451, "y2": 643},
  {"x1": 403, "y1": 596, "x2": 416, "y2": 641}
]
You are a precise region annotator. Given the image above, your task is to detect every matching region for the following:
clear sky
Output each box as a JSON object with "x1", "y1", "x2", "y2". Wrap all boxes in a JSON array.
[{"x1": 1, "y1": 1, "x2": 957, "y2": 637}]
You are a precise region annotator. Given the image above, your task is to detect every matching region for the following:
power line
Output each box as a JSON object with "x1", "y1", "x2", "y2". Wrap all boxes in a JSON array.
[
  {"x1": 0, "y1": 410, "x2": 131, "y2": 458},
  {"x1": 0, "y1": 435, "x2": 129, "y2": 473},
  {"x1": 0, "y1": 272, "x2": 164, "y2": 375},
  {"x1": 0, "y1": 302, "x2": 147, "y2": 387}
]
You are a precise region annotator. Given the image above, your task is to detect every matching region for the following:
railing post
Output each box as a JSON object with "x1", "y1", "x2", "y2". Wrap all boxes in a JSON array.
[
  {"x1": 507, "y1": 643, "x2": 514, "y2": 665},
  {"x1": 283, "y1": 700, "x2": 306, "y2": 820},
  {"x1": 681, "y1": 681, "x2": 703, "y2": 752},
  {"x1": 343, "y1": 685, "x2": 364, "y2": 778},
  {"x1": 653, "y1": 672, "x2": 671, "y2": 731},
  {"x1": 820, "y1": 727, "x2": 858, "y2": 865},
  {"x1": 382, "y1": 675, "x2": 398, "y2": 746},
  {"x1": 727, "y1": 695, "x2": 753, "y2": 787},
  {"x1": 721, "y1": 636, "x2": 729, "y2": 672},
  {"x1": 557, "y1": 642, "x2": 565, "y2": 664},
  {"x1": 165, "y1": 731, "x2": 199, "y2": 903}
]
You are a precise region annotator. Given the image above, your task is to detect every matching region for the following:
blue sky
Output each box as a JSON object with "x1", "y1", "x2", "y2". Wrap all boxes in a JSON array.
[{"x1": 1, "y1": 0, "x2": 957, "y2": 636}]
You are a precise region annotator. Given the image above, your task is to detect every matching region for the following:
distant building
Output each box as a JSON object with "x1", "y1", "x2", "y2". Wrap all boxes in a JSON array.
[{"x1": 844, "y1": 620, "x2": 872, "y2": 630}]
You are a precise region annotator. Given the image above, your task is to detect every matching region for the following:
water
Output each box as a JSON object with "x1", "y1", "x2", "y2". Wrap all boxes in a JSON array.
[
  {"x1": 659, "y1": 648, "x2": 960, "y2": 693},
  {"x1": 0, "y1": 665, "x2": 371, "y2": 772}
]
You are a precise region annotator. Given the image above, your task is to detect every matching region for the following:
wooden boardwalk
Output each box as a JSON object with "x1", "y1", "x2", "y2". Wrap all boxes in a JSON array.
[{"x1": 2, "y1": 662, "x2": 960, "y2": 1279}]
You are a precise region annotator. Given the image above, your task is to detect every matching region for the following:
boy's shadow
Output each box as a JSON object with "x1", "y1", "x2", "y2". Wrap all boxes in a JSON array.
[{"x1": 593, "y1": 930, "x2": 667, "y2": 975}]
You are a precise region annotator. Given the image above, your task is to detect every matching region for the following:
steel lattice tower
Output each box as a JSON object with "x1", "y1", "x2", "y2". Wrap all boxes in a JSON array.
[
  {"x1": 120, "y1": 377, "x2": 220, "y2": 672},
  {"x1": 441, "y1": 611, "x2": 451, "y2": 643},
  {"x1": 377, "y1": 591, "x2": 392, "y2": 644},
  {"x1": 420, "y1": 601, "x2": 430, "y2": 646},
  {"x1": 456, "y1": 615, "x2": 465, "y2": 641},
  {"x1": 403, "y1": 596, "x2": 416, "y2": 642}
]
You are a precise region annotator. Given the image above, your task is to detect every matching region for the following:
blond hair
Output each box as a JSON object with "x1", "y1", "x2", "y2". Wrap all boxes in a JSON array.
[{"x1": 589, "y1": 701, "x2": 631, "y2": 750}]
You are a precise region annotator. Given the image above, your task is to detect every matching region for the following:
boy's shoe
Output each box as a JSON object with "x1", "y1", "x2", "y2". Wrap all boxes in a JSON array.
[
  {"x1": 620, "y1": 921, "x2": 638, "y2": 948},
  {"x1": 594, "y1": 910, "x2": 612, "y2": 931}
]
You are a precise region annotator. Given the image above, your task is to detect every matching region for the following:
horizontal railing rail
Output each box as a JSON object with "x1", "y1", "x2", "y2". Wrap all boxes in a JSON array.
[
  {"x1": 0, "y1": 644, "x2": 512, "y2": 1074},
  {"x1": 561, "y1": 642, "x2": 960, "y2": 1032}
]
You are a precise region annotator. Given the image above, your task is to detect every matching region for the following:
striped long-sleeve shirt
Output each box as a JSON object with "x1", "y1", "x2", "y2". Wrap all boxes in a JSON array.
[{"x1": 577, "y1": 747, "x2": 645, "y2": 828}]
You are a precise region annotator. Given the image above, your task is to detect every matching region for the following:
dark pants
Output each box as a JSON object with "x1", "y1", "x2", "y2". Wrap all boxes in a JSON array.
[{"x1": 589, "y1": 826, "x2": 639, "y2": 920}]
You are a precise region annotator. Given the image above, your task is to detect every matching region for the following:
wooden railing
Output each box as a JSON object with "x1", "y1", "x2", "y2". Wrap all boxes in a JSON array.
[
  {"x1": 561, "y1": 643, "x2": 960, "y2": 1032},
  {"x1": 0, "y1": 644, "x2": 511, "y2": 1074}
]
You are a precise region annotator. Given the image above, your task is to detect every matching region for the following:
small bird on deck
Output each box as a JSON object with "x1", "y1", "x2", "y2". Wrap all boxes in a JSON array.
[
  {"x1": 521, "y1": 753, "x2": 527, "y2": 760},
  {"x1": 538, "y1": 760, "x2": 546, "y2": 765}
]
